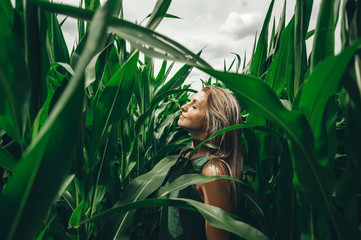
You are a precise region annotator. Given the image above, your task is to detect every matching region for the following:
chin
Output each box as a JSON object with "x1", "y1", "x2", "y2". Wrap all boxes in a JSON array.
[{"x1": 177, "y1": 119, "x2": 183, "y2": 127}]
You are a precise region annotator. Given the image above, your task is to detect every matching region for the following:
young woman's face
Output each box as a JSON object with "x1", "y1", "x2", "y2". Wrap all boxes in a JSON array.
[{"x1": 178, "y1": 90, "x2": 208, "y2": 133}]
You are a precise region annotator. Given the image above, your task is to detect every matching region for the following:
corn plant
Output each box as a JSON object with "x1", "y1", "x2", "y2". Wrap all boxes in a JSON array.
[{"x1": 1, "y1": 0, "x2": 361, "y2": 239}]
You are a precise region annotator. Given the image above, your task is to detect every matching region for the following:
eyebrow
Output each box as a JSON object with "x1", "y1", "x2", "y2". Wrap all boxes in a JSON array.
[{"x1": 191, "y1": 99, "x2": 199, "y2": 105}]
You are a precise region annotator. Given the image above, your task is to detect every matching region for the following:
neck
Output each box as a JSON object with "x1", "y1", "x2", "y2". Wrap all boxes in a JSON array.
[{"x1": 189, "y1": 131, "x2": 209, "y2": 158}]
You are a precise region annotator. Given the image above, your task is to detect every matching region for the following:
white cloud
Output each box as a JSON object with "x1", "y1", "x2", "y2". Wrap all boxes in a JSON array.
[
  {"x1": 220, "y1": 12, "x2": 263, "y2": 40},
  {"x1": 240, "y1": 0, "x2": 248, "y2": 7}
]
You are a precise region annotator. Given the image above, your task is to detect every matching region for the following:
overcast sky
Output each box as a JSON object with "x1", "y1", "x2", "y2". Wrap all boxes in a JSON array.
[{"x1": 45, "y1": 0, "x2": 335, "y2": 89}]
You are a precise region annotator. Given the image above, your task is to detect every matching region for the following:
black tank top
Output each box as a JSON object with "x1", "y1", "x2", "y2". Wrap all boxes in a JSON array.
[{"x1": 158, "y1": 155, "x2": 210, "y2": 240}]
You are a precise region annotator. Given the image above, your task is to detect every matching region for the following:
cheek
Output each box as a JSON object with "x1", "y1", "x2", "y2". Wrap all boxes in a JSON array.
[{"x1": 193, "y1": 115, "x2": 206, "y2": 128}]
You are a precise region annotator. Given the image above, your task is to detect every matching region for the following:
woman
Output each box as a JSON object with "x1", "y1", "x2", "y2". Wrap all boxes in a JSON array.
[{"x1": 159, "y1": 85, "x2": 243, "y2": 240}]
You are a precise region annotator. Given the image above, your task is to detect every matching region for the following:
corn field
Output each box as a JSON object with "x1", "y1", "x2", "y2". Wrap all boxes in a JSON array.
[{"x1": 1, "y1": 0, "x2": 361, "y2": 239}]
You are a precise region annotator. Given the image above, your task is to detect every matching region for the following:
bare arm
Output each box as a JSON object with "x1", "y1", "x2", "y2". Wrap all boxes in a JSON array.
[{"x1": 196, "y1": 160, "x2": 231, "y2": 240}]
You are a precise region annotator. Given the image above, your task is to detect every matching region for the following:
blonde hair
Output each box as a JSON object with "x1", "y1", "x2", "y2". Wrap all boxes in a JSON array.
[{"x1": 201, "y1": 85, "x2": 243, "y2": 213}]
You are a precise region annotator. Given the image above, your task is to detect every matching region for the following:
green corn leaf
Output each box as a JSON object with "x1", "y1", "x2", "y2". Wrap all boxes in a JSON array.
[
  {"x1": 0, "y1": 0, "x2": 13, "y2": 24},
  {"x1": 146, "y1": 0, "x2": 172, "y2": 31},
  {"x1": 0, "y1": 1, "x2": 116, "y2": 239},
  {"x1": 135, "y1": 88, "x2": 196, "y2": 135},
  {"x1": 242, "y1": 50, "x2": 247, "y2": 71},
  {"x1": 277, "y1": 140, "x2": 299, "y2": 239},
  {"x1": 0, "y1": 3, "x2": 30, "y2": 144},
  {"x1": 250, "y1": 0, "x2": 274, "y2": 77},
  {"x1": 154, "y1": 59, "x2": 168, "y2": 90},
  {"x1": 88, "y1": 52, "x2": 138, "y2": 170},
  {"x1": 285, "y1": 19, "x2": 295, "y2": 102},
  {"x1": 77, "y1": 0, "x2": 85, "y2": 42},
  {"x1": 310, "y1": 0, "x2": 341, "y2": 72},
  {"x1": 149, "y1": 142, "x2": 180, "y2": 165},
  {"x1": 24, "y1": 0, "x2": 49, "y2": 122},
  {"x1": 94, "y1": 155, "x2": 179, "y2": 239},
  {"x1": 0, "y1": 147, "x2": 16, "y2": 172},
  {"x1": 297, "y1": 38, "x2": 361, "y2": 131},
  {"x1": 293, "y1": 0, "x2": 313, "y2": 96},
  {"x1": 334, "y1": 89, "x2": 361, "y2": 210},
  {"x1": 269, "y1": 0, "x2": 286, "y2": 57},
  {"x1": 98, "y1": 43, "x2": 121, "y2": 87},
  {"x1": 142, "y1": 62, "x2": 153, "y2": 109},
  {"x1": 154, "y1": 110, "x2": 179, "y2": 140},
  {"x1": 85, "y1": 0, "x2": 100, "y2": 10},
  {"x1": 155, "y1": 59, "x2": 196, "y2": 96},
  {"x1": 143, "y1": 13, "x2": 181, "y2": 21},
  {"x1": 51, "y1": 62, "x2": 75, "y2": 76},
  {"x1": 84, "y1": 40, "x2": 114, "y2": 89},
  {"x1": 89, "y1": 125, "x2": 118, "y2": 218},
  {"x1": 73, "y1": 198, "x2": 269, "y2": 240},
  {"x1": 155, "y1": 173, "x2": 247, "y2": 198},
  {"x1": 46, "y1": 12, "x2": 70, "y2": 64},
  {"x1": 190, "y1": 123, "x2": 286, "y2": 160},
  {"x1": 265, "y1": 18, "x2": 294, "y2": 97},
  {"x1": 270, "y1": 17, "x2": 276, "y2": 52},
  {"x1": 297, "y1": 39, "x2": 361, "y2": 168},
  {"x1": 294, "y1": 78, "x2": 359, "y2": 240},
  {"x1": 229, "y1": 52, "x2": 241, "y2": 73},
  {"x1": 69, "y1": 201, "x2": 85, "y2": 229}
]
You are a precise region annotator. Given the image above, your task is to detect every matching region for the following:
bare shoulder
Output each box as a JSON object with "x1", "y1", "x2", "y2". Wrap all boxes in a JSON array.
[{"x1": 201, "y1": 158, "x2": 230, "y2": 177}]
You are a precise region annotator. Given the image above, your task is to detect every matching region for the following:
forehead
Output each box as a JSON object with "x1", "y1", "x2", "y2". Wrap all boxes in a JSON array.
[{"x1": 191, "y1": 90, "x2": 208, "y2": 105}]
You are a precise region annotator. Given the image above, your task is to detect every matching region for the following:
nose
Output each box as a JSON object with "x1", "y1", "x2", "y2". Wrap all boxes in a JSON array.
[{"x1": 181, "y1": 103, "x2": 188, "y2": 112}]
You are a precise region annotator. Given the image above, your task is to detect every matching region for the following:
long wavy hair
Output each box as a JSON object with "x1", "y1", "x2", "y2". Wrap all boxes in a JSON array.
[{"x1": 201, "y1": 85, "x2": 243, "y2": 213}]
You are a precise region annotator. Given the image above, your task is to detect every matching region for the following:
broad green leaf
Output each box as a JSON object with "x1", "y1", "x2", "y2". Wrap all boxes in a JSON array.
[
  {"x1": 310, "y1": 0, "x2": 340, "y2": 72},
  {"x1": 294, "y1": 41, "x2": 361, "y2": 240},
  {"x1": 88, "y1": 52, "x2": 138, "y2": 170},
  {"x1": 293, "y1": 0, "x2": 313, "y2": 95},
  {"x1": 94, "y1": 155, "x2": 179, "y2": 239},
  {"x1": 268, "y1": 0, "x2": 286, "y2": 57},
  {"x1": 0, "y1": 1, "x2": 116, "y2": 239},
  {"x1": 190, "y1": 123, "x2": 286, "y2": 160},
  {"x1": 298, "y1": 39, "x2": 361, "y2": 163},
  {"x1": 0, "y1": 0, "x2": 13, "y2": 24},
  {"x1": 270, "y1": 17, "x2": 276, "y2": 52},
  {"x1": 250, "y1": 0, "x2": 274, "y2": 77},
  {"x1": 265, "y1": 18, "x2": 294, "y2": 97},
  {"x1": 74, "y1": 198, "x2": 269, "y2": 240},
  {"x1": 149, "y1": 142, "x2": 180, "y2": 165},
  {"x1": 85, "y1": 0, "x2": 100, "y2": 10},
  {"x1": 156, "y1": 61, "x2": 195, "y2": 96},
  {"x1": 0, "y1": 147, "x2": 16, "y2": 172},
  {"x1": 334, "y1": 90, "x2": 361, "y2": 226},
  {"x1": 154, "y1": 60, "x2": 168, "y2": 90},
  {"x1": 99, "y1": 44, "x2": 121, "y2": 87},
  {"x1": 85, "y1": 35, "x2": 115, "y2": 90},
  {"x1": 155, "y1": 173, "x2": 247, "y2": 198},
  {"x1": 46, "y1": 12, "x2": 70, "y2": 64},
  {"x1": 154, "y1": 110, "x2": 179, "y2": 140},
  {"x1": 0, "y1": 4, "x2": 30, "y2": 143},
  {"x1": 135, "y1": 88, "x2": 196, "y2": 135},
  {"x1": 276, "y1": 141, "x2": 299, "y2": 239},
  {"x1": 77, "y1": 0, "x2": 86, "y2": 44},
  {"x1": 146, "y1": 0, "x2": 171, "y2": 31},
  {"x1": 51, "y1": 62, "x2": 75, "y2": 75},
  {"x1": 69, "y1": 201, "x2": 85, "y2": 228},
  {"x1": 89, "y1": 125, "x2": 118, "y2": 218},
  {"x1": 24, "y1": 0, "x2": 49, "y2": 121},
  {"x1": 231, "y1": 52, "x2": 241, "y2": 73}
]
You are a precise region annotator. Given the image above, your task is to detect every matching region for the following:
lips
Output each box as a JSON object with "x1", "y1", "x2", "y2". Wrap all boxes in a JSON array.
[{"x1": 180, "y1": 114, "x2": 185, "y2": 119}]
